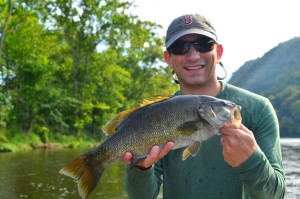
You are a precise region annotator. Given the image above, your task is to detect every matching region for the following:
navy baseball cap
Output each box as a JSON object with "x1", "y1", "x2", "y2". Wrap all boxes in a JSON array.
[{"x1": 166, "y1": 14, "x2": 218, "y2": 48}]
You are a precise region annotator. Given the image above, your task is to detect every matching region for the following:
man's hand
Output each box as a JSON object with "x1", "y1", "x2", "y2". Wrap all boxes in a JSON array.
[
  {"x1": 220, "y1": 124, "x2": 257, "y2": 167},
  {"x1": 124, "y1": 141, "x2": 174, "y2": 169}
]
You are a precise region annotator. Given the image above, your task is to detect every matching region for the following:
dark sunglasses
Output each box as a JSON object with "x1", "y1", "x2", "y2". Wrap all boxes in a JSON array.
[{"x1": 168, "y1": 37, "x2": 216, "y2": 55}]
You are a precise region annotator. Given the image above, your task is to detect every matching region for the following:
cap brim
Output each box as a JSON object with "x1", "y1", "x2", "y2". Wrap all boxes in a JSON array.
[{"x1": 166, "y1": 29, "x2": 217, "y2": 48}]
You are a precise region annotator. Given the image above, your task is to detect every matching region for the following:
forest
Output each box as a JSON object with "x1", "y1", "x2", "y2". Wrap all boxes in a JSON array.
[{"x1": 0, "y1": 0, "x2": 178, "y2": 151}]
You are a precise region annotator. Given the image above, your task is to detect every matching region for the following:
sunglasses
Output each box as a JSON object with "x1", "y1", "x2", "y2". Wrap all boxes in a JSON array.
[{"x1": 168, "y1": 37, "x2": 216, "y2": 55}]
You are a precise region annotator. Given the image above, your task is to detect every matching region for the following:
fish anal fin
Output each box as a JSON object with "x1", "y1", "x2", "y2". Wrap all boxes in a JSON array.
[
  {"x1": 102, "y1": 95, "x2": 172, "y2": 136},
  {"x1": 59, "y1": 155, "x2": 104, "y2": 199},
  {"x1": 182, "y1": 141, "x2": 201, "y2": 161}
]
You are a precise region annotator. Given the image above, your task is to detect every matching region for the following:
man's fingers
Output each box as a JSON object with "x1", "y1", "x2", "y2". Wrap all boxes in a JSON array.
[
  {"x1": 157, "y1": 141, "x2": 174, "y2": 159},
  {"x1": 123, "y1": 152, "x2": 133, "y2": 163},
  {"x1": 137, "y1": 146, "x2": 160, "y2": 168},
  {"x1": 124, "y1": 142, "x2": 174, "y2": 168},
  {"x1": 239, "y1": 124, "x2": 253, "y2": 136},
  {"x1": 149, "y1": 145, "x2": 161, "y2": 160},
  {"x1": 221, "y1": 124, "x2": 252, "y2": 136}
]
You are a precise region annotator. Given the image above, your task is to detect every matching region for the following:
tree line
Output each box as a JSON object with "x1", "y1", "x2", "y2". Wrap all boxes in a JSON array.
[{"x1": 0, "y1": 0, "x2": 178, "y2": 149}]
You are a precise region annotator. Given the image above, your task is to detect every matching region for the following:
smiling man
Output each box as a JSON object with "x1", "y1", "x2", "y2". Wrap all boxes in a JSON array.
[{"x1": 124, "y1": 14, "x2": 286, "y2": 199}]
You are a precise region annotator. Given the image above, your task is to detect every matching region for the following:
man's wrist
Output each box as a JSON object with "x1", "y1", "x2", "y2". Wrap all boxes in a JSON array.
[{"x1": 134, "y1": 165, "x2": 153, "y2": 171}]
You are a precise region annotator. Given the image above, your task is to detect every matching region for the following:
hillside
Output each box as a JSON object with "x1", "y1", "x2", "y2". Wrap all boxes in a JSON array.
[{"x1": 229, "y1": 37, "x2": 300, "y2": 137}]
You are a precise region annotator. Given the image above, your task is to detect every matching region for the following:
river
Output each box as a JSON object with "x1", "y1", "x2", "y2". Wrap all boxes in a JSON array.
[
  {"x1": 0, "y1": 138, "x2": 299, "y2": 199},
  {"x1": 280, "y1": 138, "x2": 300, "y2": 199}
]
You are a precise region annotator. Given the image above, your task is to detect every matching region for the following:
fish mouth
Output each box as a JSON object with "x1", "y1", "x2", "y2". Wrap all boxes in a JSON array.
[{"x1": 225, "y1": 105, "x2": 242, "y2": 128}]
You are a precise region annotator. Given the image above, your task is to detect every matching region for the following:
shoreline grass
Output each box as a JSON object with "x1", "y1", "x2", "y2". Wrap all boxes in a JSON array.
[{"x1": 0, "y1": 129, "x2": 101, "y2": 152}]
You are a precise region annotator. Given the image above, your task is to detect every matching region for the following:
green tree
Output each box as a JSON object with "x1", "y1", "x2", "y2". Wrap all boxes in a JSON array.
[
  {"x1": 0, "y1": 0, "x2": 13, "y2": 62},
  {"x1": 43, "y1": 0, "x2": 176, "y2": 135},
  {"x1": 0, "y1": 0, "x2": 177, "y2": 144},
  {"x1": 1, "y1": 0, "x2": 59, "y2": 133}
]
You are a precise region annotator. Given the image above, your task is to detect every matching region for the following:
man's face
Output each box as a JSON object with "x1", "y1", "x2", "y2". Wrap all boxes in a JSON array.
[{"x1": 164, "y1": 34, "x2": 222, "y2": 89}]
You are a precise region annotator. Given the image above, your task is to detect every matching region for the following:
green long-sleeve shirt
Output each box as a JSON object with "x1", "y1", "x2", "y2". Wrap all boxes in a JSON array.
[{"x1": 125, "y1": 82, "x2": 286, "y2": 199}]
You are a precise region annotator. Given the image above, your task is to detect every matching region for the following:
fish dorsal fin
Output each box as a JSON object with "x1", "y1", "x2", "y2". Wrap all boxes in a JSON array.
[
  {"x1": 102, "y1": 108, "x2": 138, "y2": 136},
  {"x1": 137, "y1": 95, "x2": 172, "y2": 107},
  {"x1": 102, "y1": 95, "x2": 172, "y2": 136}
]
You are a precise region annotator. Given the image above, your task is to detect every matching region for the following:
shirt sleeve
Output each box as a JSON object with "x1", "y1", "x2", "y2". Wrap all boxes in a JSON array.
[
  {"x1": 125, "y1": 161, "x2": 163, "y2": 199},
  {"x1": 235, "y1": 99, "x2": 286, "y2": 199}
]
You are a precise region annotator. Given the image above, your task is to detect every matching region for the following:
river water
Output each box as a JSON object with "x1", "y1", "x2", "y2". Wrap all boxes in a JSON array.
[
  {"x1": 280, "y1": 138, "x2": 300, "y2": 199},
  {"x1": 0, "y1": 138, "x2": 299, "y2": 199}
]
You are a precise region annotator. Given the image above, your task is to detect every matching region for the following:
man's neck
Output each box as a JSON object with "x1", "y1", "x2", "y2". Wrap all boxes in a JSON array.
[{"x1": 179, "y1": 81, "x2": 222, "y2": 97}]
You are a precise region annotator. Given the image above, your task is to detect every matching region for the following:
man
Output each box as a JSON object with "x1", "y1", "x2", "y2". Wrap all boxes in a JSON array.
[{"x1": 124, "y1": 14, "x2": 285, "y2": 199}]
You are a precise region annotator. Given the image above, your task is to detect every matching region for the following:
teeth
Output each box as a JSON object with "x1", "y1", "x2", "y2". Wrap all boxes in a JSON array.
[{"x1": 186, "y1": 66, "x2": 204, "y2": 70}]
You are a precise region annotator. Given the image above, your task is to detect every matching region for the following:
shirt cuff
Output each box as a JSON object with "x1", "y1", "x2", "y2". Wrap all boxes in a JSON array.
[
  {"x1": 127, "y1": 164, "x2": 154, "y2": 177},
  {"x1": 235, "y1": 146, "x2": 265, "y2": 174}
]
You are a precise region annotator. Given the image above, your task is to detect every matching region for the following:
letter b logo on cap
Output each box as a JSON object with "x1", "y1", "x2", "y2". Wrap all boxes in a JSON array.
[{"x1": 182, "y1": 15, "x2": 193, "y2": 26}]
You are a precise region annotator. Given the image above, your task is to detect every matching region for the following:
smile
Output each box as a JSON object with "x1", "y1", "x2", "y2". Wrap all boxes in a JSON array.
[{"x1": 185, "y1": 65, "x2": 205, "y2": 70}]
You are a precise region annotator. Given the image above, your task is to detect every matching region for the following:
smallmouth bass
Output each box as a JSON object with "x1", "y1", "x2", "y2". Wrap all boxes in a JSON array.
[{"x1": 59, "y1": 95, "x2": 242, "y2": 198}]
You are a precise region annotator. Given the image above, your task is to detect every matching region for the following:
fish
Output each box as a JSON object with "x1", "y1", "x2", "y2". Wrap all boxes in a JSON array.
[{"x1": 59, "y1": 95, "x2": 242, "y2": 199}]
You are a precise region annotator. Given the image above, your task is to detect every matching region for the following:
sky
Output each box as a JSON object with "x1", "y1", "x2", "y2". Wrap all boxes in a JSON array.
[{"x1": 129, "y1": 0, "x2": 300, "y2": 79}]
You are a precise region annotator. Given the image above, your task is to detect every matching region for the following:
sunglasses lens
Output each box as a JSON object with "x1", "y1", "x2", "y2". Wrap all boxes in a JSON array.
[
  {"x1": 169, "y1": 41, "x2": 188, "y2": 55},
  {"x1": 169, "y1": 37, "x2": 215, "y2": 55},
  {"x1": 194, "y1": 39, "x2": 215, "y2": 53}
]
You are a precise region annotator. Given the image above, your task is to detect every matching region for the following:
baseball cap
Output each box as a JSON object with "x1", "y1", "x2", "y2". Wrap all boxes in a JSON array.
[{"x1": 166, "y1": 14, "x2": 218, "y2": 48}]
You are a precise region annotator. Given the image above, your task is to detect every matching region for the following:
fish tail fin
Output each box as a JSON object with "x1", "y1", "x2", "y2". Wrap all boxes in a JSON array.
[{"x1": 59, "y1": 155, "x2": 104, "y2": 199}]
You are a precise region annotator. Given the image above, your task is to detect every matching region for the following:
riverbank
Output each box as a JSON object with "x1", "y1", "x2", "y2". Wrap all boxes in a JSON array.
[{"x1": 0, "y1": 131, "x2": 100, "y2": 152}]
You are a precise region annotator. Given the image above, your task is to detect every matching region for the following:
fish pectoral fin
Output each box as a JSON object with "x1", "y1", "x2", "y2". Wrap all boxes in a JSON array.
[
  {"x1": 176, "y1": 121, "x2": 202, "y2": 136},
  {"x1": 182, "y1": 141, "x2": 201, "y2": 161}
]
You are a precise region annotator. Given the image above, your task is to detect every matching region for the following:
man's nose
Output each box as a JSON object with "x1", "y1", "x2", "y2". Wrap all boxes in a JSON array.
[{"x1": 185, "y1": 44, "x2": 201, "y2": 59}]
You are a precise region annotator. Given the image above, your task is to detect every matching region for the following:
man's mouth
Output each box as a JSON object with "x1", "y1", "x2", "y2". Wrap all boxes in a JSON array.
[{"x1": 184, "y1": 65, "x2": 205, "y2": 70}]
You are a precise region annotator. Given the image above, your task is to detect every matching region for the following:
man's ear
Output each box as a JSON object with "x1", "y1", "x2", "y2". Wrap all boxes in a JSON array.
[
  {"x1": 216, "y1": 44, "x2": 223, "y2": 62},
  {"x1": 164, "y1": 50, "x2": 172, "y2": 67}
]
